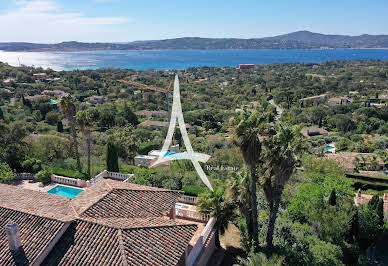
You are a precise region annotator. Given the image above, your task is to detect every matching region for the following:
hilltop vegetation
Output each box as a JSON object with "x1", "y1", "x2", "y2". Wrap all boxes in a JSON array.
[{"x1": 2, "y1": 31, "x2": 388, "y2": 51}]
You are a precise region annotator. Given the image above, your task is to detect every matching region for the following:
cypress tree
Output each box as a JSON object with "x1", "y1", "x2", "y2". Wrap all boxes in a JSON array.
[
  {"x1": 57, "y1": 120, "x2": 64, "y2": 132},
  {"x1": 329, "y1": 189, "x2": 336, "y2": 206},
  {"x1": 368, "y1": 195, "x2": 379, "y2": 210},
  {"x1": 106, "y1": 142, "x2": 119, "y2": 172},
  {"x1": 377, "y1": 199, "x2": 384, "y2": 226},
  {"x1": 349, "y1": 208, "x2": 359, "y2": 242},
  {"x1": 0, "y1": 108, "x2": 3, "y2": 120}
]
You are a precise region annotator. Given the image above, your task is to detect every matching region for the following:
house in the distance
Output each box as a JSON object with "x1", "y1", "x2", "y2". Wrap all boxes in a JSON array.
[
  {"x1": 86, "y1": 95, "x2": 108, "y2": 104},
  {"x1": 42, "y1": 90, "x2": 67, "y2": 98},
  {"x1": 139, "y1": 120, "x2": 169, "y2": 130},
  {"x1": 33, "y1": 73, "x2": 48, "y2": 80},
  {"x1": 135, "y1": 110, "x2": 153, "y2": 118},
  {"x1": 237, "y1": 64, "x2": 255, "y2": 71},
  {"x1": 301, "y1": 126, "x2": 329, "y2": 138},
  {"x1": 329, "y1": 97, "x2": 353, "y2": 106},
  {"x1": 300, "y1": 93, "x2": 327, "y2": 104}
]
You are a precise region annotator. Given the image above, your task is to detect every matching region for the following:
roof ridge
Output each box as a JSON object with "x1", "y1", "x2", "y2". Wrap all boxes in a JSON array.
[
  {"x1": 77, "y1": 217, "x2": 197, "y2": 231},
  {"x1": 123, "y1": 223, "x2": 198, "y2": 232},
  {"x1": 0, "y1": 206, "x2": 67, "y2": 223},
  {"x1": 117, "y1": 229, "x2": 128, "y2": 266}
]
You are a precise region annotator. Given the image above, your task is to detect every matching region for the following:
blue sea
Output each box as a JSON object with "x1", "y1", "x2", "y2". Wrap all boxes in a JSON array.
[{"x1": 1, "y1": 49, "x2": 388, "y2": 71}]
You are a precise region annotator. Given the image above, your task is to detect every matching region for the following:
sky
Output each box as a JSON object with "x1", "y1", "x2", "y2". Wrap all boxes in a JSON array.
[{"x1": 0, "y1": 0, "x2": 387, "y2": 43}]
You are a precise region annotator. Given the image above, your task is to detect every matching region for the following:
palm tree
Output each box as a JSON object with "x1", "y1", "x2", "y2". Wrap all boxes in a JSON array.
[
  {"x1": 60, "y1": 95, "x2": 81, "y2": 172},
  {"x1": 260, "y1": 123, "x2": 302, "y2": 248},
  {"x1": 197, "y1": 188, "x2": 236, "y2": 248},
  {"x1": 233, "y1": 110, "x2": 267, "y2": 249},
  {"x1": 76, "y1": 110, "x2": 93, "y2": 177},
  {"x1": 227, "y1": 168, "x2": 251, "y2": 229}
]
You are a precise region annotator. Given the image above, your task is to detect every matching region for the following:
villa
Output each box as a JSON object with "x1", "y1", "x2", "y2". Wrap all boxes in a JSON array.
[
  {"x1": 329, "y1": 97, "x2": 353, "y2": 106},
  {"x1": 0, "y1": 177, "x2": 216, "y2": 265}
]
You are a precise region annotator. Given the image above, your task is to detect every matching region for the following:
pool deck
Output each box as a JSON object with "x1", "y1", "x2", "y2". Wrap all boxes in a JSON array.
[{"x1": 9, "y1": 180, "x2": 84, "y2": 193}]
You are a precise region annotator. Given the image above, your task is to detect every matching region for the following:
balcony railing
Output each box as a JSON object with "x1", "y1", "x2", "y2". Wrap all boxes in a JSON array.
[{"x1": 178, "y1": 195, "x2": 197, "y2": 204}]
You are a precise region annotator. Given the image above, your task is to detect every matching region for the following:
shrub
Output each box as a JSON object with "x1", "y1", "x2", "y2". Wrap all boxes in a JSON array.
[
  {"x1": 138, "y1": 141, "x2": 160, "y2": 155},
  {"x1": 22, "y1": 158, "x2": 42, "y2": 174},
  {"x1": 0, "y1": 163, "x2": 16, "y2": 184},
  {"x1": 35, "y1": 169, "x2": 52, "y2": 185}
]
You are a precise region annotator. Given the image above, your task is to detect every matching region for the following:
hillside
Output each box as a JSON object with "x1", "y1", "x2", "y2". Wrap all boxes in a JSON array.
[{"x1": 1, "y1": 31, "x2": 388, "y2": 51}]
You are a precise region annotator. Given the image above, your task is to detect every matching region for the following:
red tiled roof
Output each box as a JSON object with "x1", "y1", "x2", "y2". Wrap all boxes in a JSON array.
[
  {"x1": 123, "y1": 224, "x2": 197, "y2": 265},
  {"x1": 0, "y1": 184, "x2": 75, "y2": 222},
  {"x1": 71, "y1": 179, "x2": 181, "y2": 216},
  {"x1": 81, "y1": 188, "x2": 181, "y2": 219},
  {"x1": 0, "y1": 207, "x2": 66, "y2": 266},
  {"x1": 1, "y1": 180, "x2": 198, "y2": 265},
  {"x1": 42, "y1": 220, "x2": 197, "y2": 266},
  {"x1": 41, "y1": 220, "x2": 122, "y2": 266}
]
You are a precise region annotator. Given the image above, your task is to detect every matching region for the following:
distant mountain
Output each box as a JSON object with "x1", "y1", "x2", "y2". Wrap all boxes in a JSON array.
[
  {"x1": 265, "y1": 31, "x2": 388, "y2": 48},
  {"x1": 1, "y1": 31, "x2": 388, "y2": 51}
]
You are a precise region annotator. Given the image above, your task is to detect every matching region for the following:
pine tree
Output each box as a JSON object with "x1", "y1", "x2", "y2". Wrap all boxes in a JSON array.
[
  {"x1": 57, "y1": 120, "x2": 64, "y2": 132},
  {"x1": 106, "y1": 142, "x2": 119, "y2": 172},
  {"x1": 329, "y1": 189, "x2": 336, "y2": 206}
]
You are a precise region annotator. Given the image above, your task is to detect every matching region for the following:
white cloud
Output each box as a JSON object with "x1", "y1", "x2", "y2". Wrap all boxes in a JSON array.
[{"x1": 0, "y1": 0, "x2": 130, "y2": 42}]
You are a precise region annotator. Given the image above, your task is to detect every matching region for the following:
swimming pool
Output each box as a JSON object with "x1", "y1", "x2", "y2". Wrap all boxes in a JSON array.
[
  {"x1": 325, "y1": 145, "x2": 335, "y2": 151},
  {"x1": 47, "y1": 185, "x2": 83, "y2": 198}
]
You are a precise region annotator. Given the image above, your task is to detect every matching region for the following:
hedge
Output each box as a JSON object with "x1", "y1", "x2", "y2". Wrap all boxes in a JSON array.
[
  {"x1": 50, "y1": 167, "x2": 87, "y2": 180},
  {"x1": 182, "y1": 185, "x2": 207, "y2": 196}
]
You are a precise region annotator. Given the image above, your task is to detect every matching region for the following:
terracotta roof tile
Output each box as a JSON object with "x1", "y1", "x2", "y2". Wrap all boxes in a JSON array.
[
  {"x1": 123, "y1": 224, "x2": 197, "y2": 266},
  {"x1": 0, "y1": 207, "x2": 66, "y2": 266},
  {"x1": 42, "y1": 220, "x2": 197, "y2": 266},
  {"x1": 42, "y1": 220, "x2": 122, "y2": 266},
  {"x1": 81, "y1": 188, "x2": 181, "y2": 219}
]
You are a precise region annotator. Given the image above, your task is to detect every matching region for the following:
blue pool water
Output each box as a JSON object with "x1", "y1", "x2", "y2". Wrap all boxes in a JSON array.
[
  {"x1": 325, "y1": 145, "x2": 335, "y2": 151},
  {"x1": 47, "y1": 185, "x2": 83, "y2": 198},
  {"x1": 50, "y1": 99, "x2": 57, "y2": 104},
  {"x1": 1, "y1": 49, "x2": 388, "y2": 71},
  {"x1": 164, "y1": 152, "x2": 177, "y2": 157}
]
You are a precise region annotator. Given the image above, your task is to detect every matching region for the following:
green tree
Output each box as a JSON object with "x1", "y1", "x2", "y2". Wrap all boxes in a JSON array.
[
  {"x1": 240, "y1": 252, "x2": 285, "y2": 266},
  {"x1": 329, "y1": 189, "x2": 336, "y2": 206},
  {"x1": 106, "y1": 126, "x2": 139, "y2": 165},
  {"x1": 197, "y1": 187, "x2": 236, "y2": 248},
  {"x1": 377, "y1": 199, "x2": 384, "y2": 226},
  {"x1": 21, "y1": 158, "x2": 42, "y2": 174},
  {"x1": 260, "y1": 123, "x2": 302, "y2": 248},
  {"x1": 35, "y1": 169, "x2": 52, "y2": 185},
  {"x1": 0, "y1": 163, "x2": 16, "y2": 184},
  {"x1": 106, "y1": 142, "x2": 119, "y2": 172},
  {"x1": 57, "y1": 120, "x2": 64, "y2": 132},
  {"x1": 60, "y1": 95, "x2": 81, "y2": 172}
]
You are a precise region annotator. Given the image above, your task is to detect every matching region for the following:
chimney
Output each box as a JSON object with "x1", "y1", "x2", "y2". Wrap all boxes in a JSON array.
[{"x1": 5, "y1": 223, "x2": 22, "y2": 252}]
